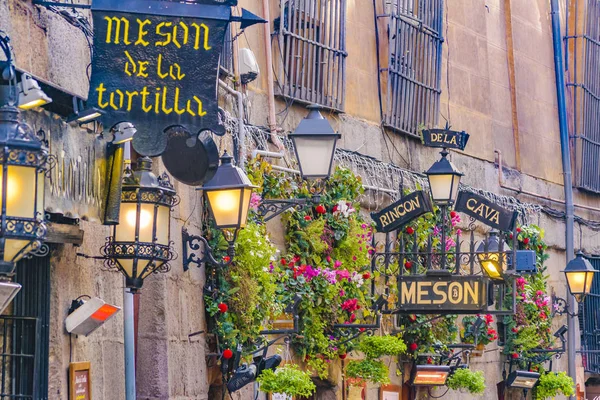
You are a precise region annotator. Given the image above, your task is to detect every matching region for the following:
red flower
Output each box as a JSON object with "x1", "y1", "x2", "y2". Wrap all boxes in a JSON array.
[
  {"x1": 538, "y1": 245, "x2": 543, "y2": 251},
  {"x1": 523, "y1": 237, "x2": 530, "y2": 245},
  {"x1": 280, "y1": 258, "x2": 287, "y2": 266},
  {"x1": 427, "y1": 357, "x2": 433, "y2": 364},
  {"x1": 222, "y1": 255, "x2": 231, "y2": 263},
  {"x1": 516, "y1": 227, "x2": 521, "y2": 233},
  {"x1": 333, "y1": 205, "x2": 338, "y2": 212},
  {"x1": 450, "y1": 211, "x2": 457, "y2": 218},
  {"x1": 362, "y1": 272, "x2": 371, "y2": 279},
  {"x1": 409, "y1": 314, "x2": 417, "y2": 322},
  {"x1": 404, "y1": 261, "x2": 413, "y2": 270},
  {"x1": 511, "y1": 327, "x2": 518, "y2": 333},
  {"x1": 406, "y1": 227, "x2": 415, "y2": 235},
  {"x1": 349, "y1": 313, "x2": 357, "y2": 323},
  {"x1": 540, "y1": 312, "x2": 547, "y2": 320},
  {"x1": 484, "y1": 314, "x2": 494, "y2": 324},
  {"x1": 304, "y1": 215, "x2": 312, "y2": 221},
  {"x1": 222, "y1": 349, "x2": 233, "y2": 359},
  {"x1": 315, "y1": 205, "x2": 326, "y2": 214},
  {"x1": 359, "y1": 328, "x2": 366, "y2": 332},
  {"x1": 409, "y1": 343, "x2": 418, "y2": 352},
  {"x1": 511, "y1": 353, "x2": 519, "y2": 359},
  {"x1": 217, "y1": 303, "x2": 228, "y2": 313},
  {"x1": 339, "y1": 353, "x2": 347, "y2": 360},
  {"x1": 487, "y1": 328, "x2": 496, "y2": 335},
  {"x1": 509, "y1": 233, "x2": 514, "y2": 239}
]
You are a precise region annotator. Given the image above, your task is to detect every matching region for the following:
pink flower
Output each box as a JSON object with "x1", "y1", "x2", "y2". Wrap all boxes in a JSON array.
[
  {"x1": 334, "y1": 260, "x2": 342, "y2": 269},
  {"x1": 445, "y1": 237, "x2": 456, "y2": 251},
  {"x1": 336, "y1": 270, "x2": 350, "y2": 280},
  {"x1": 339, "y1": 289, "x2": 346, "y2": 297},
  {"x1": 342, "y1": 298, "x2": 359, "y2": 312},
  {"x1": 249, "y1": 192, "x2": 262, "y2": 211}
]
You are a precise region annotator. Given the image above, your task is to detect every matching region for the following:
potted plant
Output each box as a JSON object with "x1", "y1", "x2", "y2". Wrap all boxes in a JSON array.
[
  {"x1": 461, "y1": 315, "x2": 497, "y2": 357},
  {"x1": 345, "y1": 359, "x2": 390, "y2": 385},
  {"x1": 257, "y1": 364, "x2": 316, "y2": 398},
  {"x1": 447, "y1": 368, "x2": 486, "y2": 394},
  {"x1": 533, "y1": 371, "x2": 574, "y2": 399},
  {"x1": 358, "y1": 335, "x2": 407, "y2": 358}
]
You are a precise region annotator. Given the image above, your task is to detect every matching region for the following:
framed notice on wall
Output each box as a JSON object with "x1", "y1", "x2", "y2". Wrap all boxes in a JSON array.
[
  {"x1": 69, "y1": 362, "x2": 91, "y2": 400},
  {"x1": 380, "y1": 384, "x2": 402, "y2": 400}
]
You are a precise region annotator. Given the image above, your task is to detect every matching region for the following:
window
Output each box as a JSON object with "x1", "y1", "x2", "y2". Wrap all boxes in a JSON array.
[
  {"x1": 274, "y1": 0, "x2": 348, "y2": 111},
  {"x1": 580, "y1": 256, "x2": 600, "y2": 374},
  {"x1": 219, "y1": 23, "x2": 234, "y2": 77},
  {"x1": 569, "y1": 0, "x2": 600, "y2": 192},
  {"x1": 380, "y1": 0, "x2": 444, "y2": 137},
  {"x1": 0, "y1": 254, "x2": 51, "y2": 399}
]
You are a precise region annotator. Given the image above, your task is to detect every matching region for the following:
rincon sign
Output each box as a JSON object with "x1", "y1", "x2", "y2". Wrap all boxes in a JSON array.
[
  {"x1": 371, "y1": 191, "x2": 432, "y2": 233},
  {"x1": 398, "y1": 276, "x2": 487, "y2": 313},
  {"x1": 454, "y1": 191, "x2": 518, "y2": 231}
]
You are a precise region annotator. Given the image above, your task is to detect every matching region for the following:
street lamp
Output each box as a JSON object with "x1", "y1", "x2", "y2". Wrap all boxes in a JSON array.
[
  {"x1": 563, "y1": 252, "x2": 597, "y2": 302},
  {"x1": 425, "y1": 149, "x2": 463, "y2": 206},
  {"x1": 182, "y1": 151, "x2": 256, "y2": 269},
  {"x1": 102, "y1": 157, "x2": 178, "y2": 291},
  {"x1": 477, "y1": 230, "x2": 511, "y2": 282},
  {"x1": 288, "y1": 105, "x2": 340, "y2": 180}
]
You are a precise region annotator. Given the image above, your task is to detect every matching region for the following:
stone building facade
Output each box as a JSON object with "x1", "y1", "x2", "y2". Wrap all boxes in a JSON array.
[{"x1": 1, "y1": 0, "x2": 600, "y2": 399}]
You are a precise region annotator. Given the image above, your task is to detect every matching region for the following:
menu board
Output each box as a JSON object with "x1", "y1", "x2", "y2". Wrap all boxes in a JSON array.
[{"x1": 69, "y1": 362, "x2": 91, "y2": 400}]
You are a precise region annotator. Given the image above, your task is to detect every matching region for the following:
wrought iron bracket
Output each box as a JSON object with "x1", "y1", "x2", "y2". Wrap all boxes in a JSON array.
[
  {"x1": 552, "y1": 295, "x2": 577, "y2": 317},
  {"x1": 256, "y1": 198, "x2": 308, "y2": 222},
  {"x1": 182, "y1": 228, "x2": 235, "y2": 270}
]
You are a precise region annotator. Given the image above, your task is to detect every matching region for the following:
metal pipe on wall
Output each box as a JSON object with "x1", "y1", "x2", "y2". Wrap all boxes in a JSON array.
[
  {"x1": 550, "y1": 1, "x2": 576, "y2": 398},
  {"x1": 124, "y1": 285, "x2": 136, "y2": 399}
]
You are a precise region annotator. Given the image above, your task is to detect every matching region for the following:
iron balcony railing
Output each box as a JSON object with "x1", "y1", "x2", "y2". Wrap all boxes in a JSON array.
[
  {"x1": 378, "y1": 0, "x2": 444, "y2": 137},
  {"x1": 274, "y1": 0, "x2": 348, "y2": 111}
]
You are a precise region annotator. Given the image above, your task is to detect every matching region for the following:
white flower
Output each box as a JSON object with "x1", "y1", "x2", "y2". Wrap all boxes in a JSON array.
[
  {"x1": 334, "y1": 200, "x2": 356, "y2": 218},
  {"x1": 351, "y1": 273, "x2": 364, "y2": 287}
]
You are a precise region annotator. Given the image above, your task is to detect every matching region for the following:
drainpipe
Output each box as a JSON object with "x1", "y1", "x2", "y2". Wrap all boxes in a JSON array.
[
  {"x1": 550, "y1": 0, "x2": 576, "y2": 397},
  {"x1": 219, "y1": 80, "x2": 246, "y2": 168},
  {"x1": 261, "y1": 0, "x2": 285, "y2": 150}
]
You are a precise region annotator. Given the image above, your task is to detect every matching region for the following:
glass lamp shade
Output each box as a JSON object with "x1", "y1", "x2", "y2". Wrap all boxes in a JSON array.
[
  {"x1": 106, "y1": 157, "x2": 177, "y2": 291},
  {"x1": 477, "y1": 231, "x2": 510, "y2": 282},
  {"x1": 0, "y1": 105, "x2": 48, "y2": 274},
  {"x1": 288, "y1": 105, "x2": 341, "y2": 179},
  {"x1": 201, "y1": 151, "x2": 257, "y2": 230},
  {"x1": 563, "y1": 252, "x2": 597, "y2": 302},
  {"x1": 425, "y1": 150, "x2": 463, "y2": 205}
]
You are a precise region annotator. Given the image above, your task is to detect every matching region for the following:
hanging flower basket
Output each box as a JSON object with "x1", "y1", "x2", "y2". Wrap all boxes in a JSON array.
[{"x1": 470, "y1": 343, "x2": 485, "y2": 358}]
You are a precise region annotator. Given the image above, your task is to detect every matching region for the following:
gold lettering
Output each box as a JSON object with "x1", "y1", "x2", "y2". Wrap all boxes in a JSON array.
[
  {"x1": 401, "y1": 282, "x2": 416, "y2": 305},
  {"x1": 449, "y1": 135, "x2": 457, "y2": 145},
  {"x1": 191, "y1": 22, "x2": 211, "y2": 50},
  {"x1": 417, "y1": 282, "x2": 432, "y2": 305},
  {"x1": 140, "y1": 86, "x2": 152, "y2": 113},
  {"x1": 124, "y1": 51, "x2": 136, "y2": 76},
  {"x1": 464, "y1": 282, "x2": 478, "y2": 305},
  {"x1": 489, "y1": 211, "x2": 500, "y2": 224},
  {"x1": 432, "y1": 282, "x2": 447, "y2": 304},
  {"x1": 380, "y1": 215, "x2": 390, "y2": 228},
  {"x1": 95, "y1": 83, "x2": 109, "y2": 108},
  {"x1": 193, "y1": 96, "x2": 207, "y2": 116},
  {"x1": 125, "y1": 91, "x2": 138, "y2": 111},
  {"x1": 135, "y1": 19, "x2": 151, "y2": 46},
  {"x1": 185, "y1": 98, "x2": 195, "y2": 116},
  {"x1": 138, "y1": 61, "x2": 149, "y2": 78},
  {"x1": 154, "y1": 88, "x2": 161, "y2": 114},
  {"x1": 109, "y1": 89, "x2": 124, "y2": 110},
  {"x1": 173, "y1": 87, "x2": 186, "y2": 115},
  {"x1": 104, "y1": 16, "x2": 131, "y2": 45},
  {"x1": 448, "y1": 282, "x2": 462, "y2": 304},
  {"x1": 161, "y1": 87, "x2": 173, "y2": 114},
  {"x1": 466, "y1": 198, "x2": 478, "y2": 211},
  {"x1": 155, "y1": 22, "x2": 173, "y2": 47},
  {"x1": 157, "y1": 54, "x2": 169, "y2": 79},
  {"x1": 179, "y1": 22, "x2": 189, "y2": 45}
]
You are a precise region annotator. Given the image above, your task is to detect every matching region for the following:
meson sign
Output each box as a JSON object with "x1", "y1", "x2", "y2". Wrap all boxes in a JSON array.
[
  {"x1": 88, "y1": 0, "x2": 230, "y2": 156},
  {"x1": 398, "y1": 276, "x2": 487, "y2": 313}
]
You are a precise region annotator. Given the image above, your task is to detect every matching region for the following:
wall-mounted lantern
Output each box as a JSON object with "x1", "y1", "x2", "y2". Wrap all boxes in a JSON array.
[
  {"x1": 477, "y1": 230, "x2": 511, "y2": 282},
  {"x1": 183, "y1": 151, "x2": 256, "y2": 269},
  {"x1": 425, "y1": 149, "x2": 463, "y2": 206},
  {"x1": 102, "y1": 157, "x2": 178, "y2": 291},
  {"x1": 563, "y1": 252, "x2": 597, "y2": 302}
]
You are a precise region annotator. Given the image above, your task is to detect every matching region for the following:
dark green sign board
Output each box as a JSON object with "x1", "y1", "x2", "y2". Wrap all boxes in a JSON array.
[
  {"x1": 454, "y1": 191, "x2": 518, "y2": 231},
  {"x1": 88, "y1": 0, "x2": 230, "y2": 156},
  {"x1": 371, "y1": 191, "x2": 432, "y2": 233},
  {"x1": 398, "y1": 275, "x2": 487, "y2": 313},
  {"x1": 421, "y1": 129, "x2": 470, "y2": 151}
]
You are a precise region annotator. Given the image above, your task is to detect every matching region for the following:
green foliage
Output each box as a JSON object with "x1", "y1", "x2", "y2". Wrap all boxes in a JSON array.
[
  {"x1": 533, "y1": 372, "x2": 574, "y2": 400},
  {"x1": 345, "y1": 360, "x2": 390, "y2": 385},
  {"x1": 257, "y1": 364, "x2": 316, "y2": 397},
  {"x1": 461, "y1": 315, "x2": 497, "y2": 345},
  {"x1": 447, "y1": 368, "x2": 486, "y2": 395},
  {"x1": 358, "y1": 335, "x2": 407, "y2": 359}
]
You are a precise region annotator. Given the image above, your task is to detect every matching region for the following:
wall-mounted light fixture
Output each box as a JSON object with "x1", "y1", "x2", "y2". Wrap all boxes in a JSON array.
[
  {"x1": 563, "y1": 252, "x2": 597, "y2": 302},
  {"x1": 17, "y1": 73, "x2": 52, "y2": 110},
  {"x1": 505, "y1": 370, "x2": 540, "y2": 389},
  {"x1": 65, "y1": 296, "x2": 121, "y2": 336},
  {"x1": 477, "y1": 230, "x2": 511, "y2": 282},
  {"x1": 101, "y1": 157, "x2": 178, "y2": 291},
  {"x1": 410, "y1": 365, "x2": 451, "y2": 386},
  {"x1": 66, "y1": 96, "x2": 104, "y2": 125},
  {"x1": 425, "y1": 149, "x2": 463, "y2": 206},
  {"x1": 183, "y1": 151, "x2": 256, "y2": 269}
]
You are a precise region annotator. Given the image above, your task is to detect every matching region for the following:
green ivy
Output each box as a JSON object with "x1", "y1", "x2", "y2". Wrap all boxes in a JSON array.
[
  {"x1": 257, "y1": 364, "x2": 316, "y2": 397},
  {"x1": 358, "y1": 335, "x2": 407, "y2": 359},
  {"x1": 533, "y1": 372, "x2": 574, "y2": 400},
  {"x1": 345, "y1": 359, "x2": 390, "y2": 385},
  {"x1": 447, "y1": 368, "x2": 486, "y2": 395}
]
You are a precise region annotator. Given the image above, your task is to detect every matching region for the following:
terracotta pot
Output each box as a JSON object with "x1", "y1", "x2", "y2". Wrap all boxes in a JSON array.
[
  {"x1": 270, "y1": 313, "x2": 295, "y2": 330},
  {"x1": 470, "y1": 343, "x2": 485, "y2": 358}
]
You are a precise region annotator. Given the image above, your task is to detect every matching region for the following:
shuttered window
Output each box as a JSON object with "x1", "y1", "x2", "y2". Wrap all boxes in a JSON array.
[
  {"x1": 380, "y1": 0, "x2": 444, "y2": 137},
  {"x1": 275, "y1": 0, "x2": 348, "y2": 111}
]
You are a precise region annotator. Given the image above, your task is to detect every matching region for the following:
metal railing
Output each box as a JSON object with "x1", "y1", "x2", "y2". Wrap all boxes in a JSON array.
[
  {"x1": 567, "y1": 0, "x2": 600, "y2": 193},
  {"x1": 379, "y1": 0, "x2": 444, "y2": 137},
  {"x1": 580, "y1": 257, "x2": 600, "y2": 374},
  {"x1": 275, "y1": 0, "x2": 348, "y2": 111}
]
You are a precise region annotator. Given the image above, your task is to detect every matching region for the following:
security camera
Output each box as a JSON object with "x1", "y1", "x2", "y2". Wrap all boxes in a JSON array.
[{"x1": 65, "y1": 297, "x2": 121, "y2": 336}]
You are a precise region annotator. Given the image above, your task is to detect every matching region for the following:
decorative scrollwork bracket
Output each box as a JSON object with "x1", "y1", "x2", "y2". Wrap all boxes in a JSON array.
[{"x1": 182, "y1": 227, "x2": 235, "y2": 270}]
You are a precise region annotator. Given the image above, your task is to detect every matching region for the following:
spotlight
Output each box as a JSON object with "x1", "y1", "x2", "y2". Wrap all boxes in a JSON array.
[
  {"x1": 66, "y1": 97, "x2": 104, "y2": 125},
  {"x1": 17, "y1": 73, "x2": 52, "y2": 110},
  {"x1": 411, "y1": 365, "x2": 451, "y2": 386},
  {"x1": 0, "y1": 281, "x2": 21, "y2": 314},
  {"x1": 554, "y1": 325, "x2": 568, "y2": 339},
  {"x1": 110, "y1": 122, "x2": 137, "y2": 144},
  {"x1": 505, "y1": 370, "x2": 540, "y2": 389},
  {"x1": 65, "y1": 297, "x2": 121, "y2": 336},
  {"x1": 226, "y1": 363, "x2": 257, "y2": 393}
]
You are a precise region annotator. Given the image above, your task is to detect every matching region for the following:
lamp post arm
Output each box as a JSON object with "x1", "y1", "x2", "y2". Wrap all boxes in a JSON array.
[{"x1": 182, "y1": 228, "x2": 235, "y2": 269}]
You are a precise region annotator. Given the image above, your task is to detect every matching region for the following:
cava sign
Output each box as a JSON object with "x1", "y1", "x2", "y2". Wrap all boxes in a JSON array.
[
  {"x1": 422, "y1": 129, "x2": 470, "y2": 151},
  {"x1": 455, "y1": 191, "x2": 518, "y2": 231},
  {"x1": 371, "y1": 191, "x2": 432, "y2": 233},
  {"x1": 88, "y1": 0, "x2": 230, "y2": 156},
  {"x1": 398, "y1": 276, "x2": 487, "y2": 313}
]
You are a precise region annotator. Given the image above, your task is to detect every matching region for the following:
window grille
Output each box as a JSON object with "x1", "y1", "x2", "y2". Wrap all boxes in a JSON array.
[
  {"x1": 275, "y1": 0, "x2": 348, "y2": 111},
  {"x1": 220, "y1": 23, "x2": 234, "y2": 76},
  {"x1": 568, "y1": 0, "x2": 600, "y2": 192},
  {"x1": 0, "y1": 254, "x2": 51, "y2": 399},
  {"x1": 580, "y1": 257, "x2": 600, "y2": 374},
  {"x1": 379, "y1": 0, "x2": 444, "y2": 137}
]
